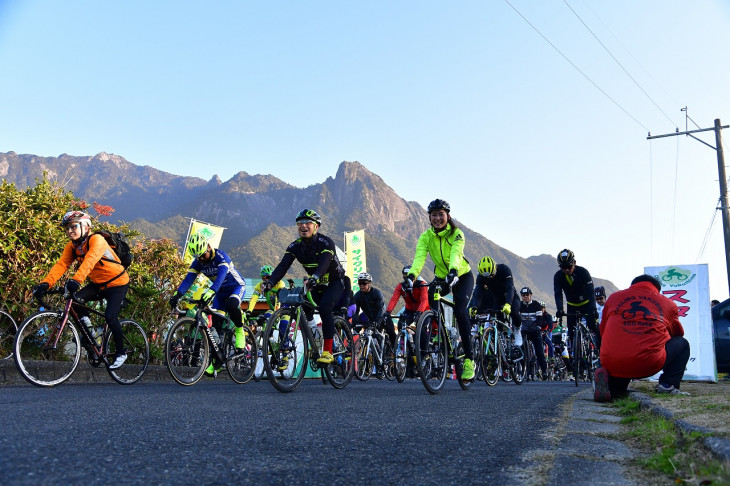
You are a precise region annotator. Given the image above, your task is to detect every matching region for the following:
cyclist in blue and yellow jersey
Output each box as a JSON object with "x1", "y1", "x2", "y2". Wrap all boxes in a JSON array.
[
  {"x1": 404, "y1": 199, "x2": 476, "y2": 381},
  {"x1": 469, "y1": 256, "x2": 523, "y2": 346},
  {"x1": 553, "y1": 249, "x2": 600, "y2": 350},
  {"x1": 32, "y1": 210, "x2": 129, "y2": 370},
  {"x1": 262, "y1": 209, "x2": 346, "y2": 364},
  {"x1": 168, "y1": 231, "x2": 247, "y2": 376},
  {"x1": 246, "y1": 265, "x2": 285, "y2": 331}
]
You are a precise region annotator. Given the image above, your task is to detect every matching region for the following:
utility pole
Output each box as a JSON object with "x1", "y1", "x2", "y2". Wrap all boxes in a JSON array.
[{"x1": 647, "y1": 117, "x2": 730, "y2": 291}]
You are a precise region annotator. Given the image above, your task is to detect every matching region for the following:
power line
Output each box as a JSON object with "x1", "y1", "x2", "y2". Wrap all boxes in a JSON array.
[
  {"x1": 503, "y1": 0, "x2": 650, "y2": 132},
  {"x1": 563, "y1": 0, "x2": 677, "y2": 130}
]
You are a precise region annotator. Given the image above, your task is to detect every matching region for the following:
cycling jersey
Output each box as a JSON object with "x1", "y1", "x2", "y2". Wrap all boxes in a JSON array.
[
  {"x1": 553, "y1": 265, "x2": 596, "y2": 312},
  {"x1": 42, "y1": 233, "x2": 129, "y2": 289},
  {"x1": 177, "y1": 248, "x2": 245, "y2": 296},
  {"x1": 519, "y1": 299, "x2": 543, "y2": 332},
  {"x1": 385, "y1": 277, "x2": 429, "y2": 314},
  {"x1": 469, "y1": 264, "x2": 518, "y2": 310},
  {"x1": 269, "y1": 233, "x2": 344, "y2": 285},
  {"x1": 354, "y1": 287, "x2": 385, "y2": 325},
  {"x1": 248, "y1": 279, "x2": 285, "y2": 312},
  {"x1": 408, "y1": 224, "x2": 470, "y2": 279}
]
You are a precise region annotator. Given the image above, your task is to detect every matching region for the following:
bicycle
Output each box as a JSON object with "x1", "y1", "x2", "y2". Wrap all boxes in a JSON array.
[
  {"x1": 476, "y1": 310, "x2": 524, "y2": 386},
  {"x1": 261, "y1": 286, "x2": 354, "y2": 393},
  {"x1": 165, "y1": 296, "x2": 257, "y2": 386},
  {"x1": 523, "y1": 336, "x2": 538, "y2": 382},
  {"x1": 414, "y1": 279, "x2": 473, "y2": 394},
  {"x1": 0, "y1": 309, "x2": 18, "y2": 360},
  {"x1": 354, "y1": 319, "x2": 395, "y2": 381},
  {"x1": 14, "y1": 287, "x2": 149, "y2": 387},
  {"x1": 392, "y1": 313, "x2": 419, "y2": 382},
  {"x1": 564, "y1": 309, "x2": 599, "y2": 388},
  {"x1": 249, "y1": 313, "x2": 268, "y2": 383}
]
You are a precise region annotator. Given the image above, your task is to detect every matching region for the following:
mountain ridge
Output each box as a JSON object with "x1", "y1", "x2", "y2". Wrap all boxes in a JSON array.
[{"x1": 0, "y1": 151, "x2": 618, "y2": 308}]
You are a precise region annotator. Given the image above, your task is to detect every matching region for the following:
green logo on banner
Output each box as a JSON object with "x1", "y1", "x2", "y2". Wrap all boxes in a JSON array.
[
  {"x1": 350, "y1": 234, "x2": 361, "y2": 246},
  {"x1": 657, "y1": 267, "x2": 693, "y2": 286}
]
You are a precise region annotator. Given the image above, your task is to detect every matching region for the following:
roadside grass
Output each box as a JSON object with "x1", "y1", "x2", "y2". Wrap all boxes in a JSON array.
[{"x1": 613, "y1": 396, "x2": 730, "y2": 484}]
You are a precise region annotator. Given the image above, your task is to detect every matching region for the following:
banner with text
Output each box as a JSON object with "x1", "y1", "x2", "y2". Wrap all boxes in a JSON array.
[
  {"x1": 345, "y1": 230, "x2": 366, "y2": 282},
  {"x1": 644, "y1": 264, "x2": 716, "y2": 382},
  {"x1": 184, "y1": 220, "x2": 226, "y2": 265}
]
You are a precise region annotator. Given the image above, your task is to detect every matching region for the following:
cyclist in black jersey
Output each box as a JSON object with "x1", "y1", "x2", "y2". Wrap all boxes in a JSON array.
[
  {"x1": 354, "y1": 272, "x2": 395, "y2": 345},
  {"x1": 263, "y1": 209, "x2": 345, "y2": 364},
  {"x1": 469, "y1": 255, "x2": 523, "y2": 347},
  {"x1": 553, "y1": 249, "x2": 600, "y2": 349}
]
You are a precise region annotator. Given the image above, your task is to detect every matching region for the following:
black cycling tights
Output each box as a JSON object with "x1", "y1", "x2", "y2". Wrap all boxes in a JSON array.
[
  {"x1": 304, "y1": 278, "x2": 345, "y2": 340},
  {"x1": 428, "y1": 271, "x2": 475, "y2": 360},
  {"x1": 77, "y1": 283, "x2": 129, "y2": 356}
]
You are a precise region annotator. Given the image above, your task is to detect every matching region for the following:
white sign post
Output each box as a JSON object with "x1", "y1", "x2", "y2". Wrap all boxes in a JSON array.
[{"x1": 644, "y1": 264, "x2": 717, "y2": 382}]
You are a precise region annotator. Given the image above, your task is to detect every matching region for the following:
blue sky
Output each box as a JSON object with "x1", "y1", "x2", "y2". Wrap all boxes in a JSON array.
[{"x1": 2, "y1": 1, "x2": 729, "y2": 299}]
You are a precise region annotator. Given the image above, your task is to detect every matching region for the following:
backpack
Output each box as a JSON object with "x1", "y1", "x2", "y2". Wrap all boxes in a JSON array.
[{"x1": 94, "y1": 230, "x2": 133, "y2": 268}]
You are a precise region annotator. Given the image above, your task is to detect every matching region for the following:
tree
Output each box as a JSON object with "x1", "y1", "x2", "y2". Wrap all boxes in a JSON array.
[{"x1": 0, "y1": 177, "x2": 188, "y2": 364}]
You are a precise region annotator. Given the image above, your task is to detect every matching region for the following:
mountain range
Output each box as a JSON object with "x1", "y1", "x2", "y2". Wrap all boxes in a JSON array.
[{"x1": 0, "y1": 150, "x2": 617, "y2": 308}]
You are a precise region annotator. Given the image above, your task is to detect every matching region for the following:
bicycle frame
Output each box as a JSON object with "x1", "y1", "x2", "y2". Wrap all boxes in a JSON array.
[{"x1": 39, "y1": 289, "x2": 112, "y2": 364}]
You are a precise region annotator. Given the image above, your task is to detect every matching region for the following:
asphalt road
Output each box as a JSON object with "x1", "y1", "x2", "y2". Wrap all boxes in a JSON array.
[{"x1": 0, "y1": 378, "x2": 586, "y2": 485}]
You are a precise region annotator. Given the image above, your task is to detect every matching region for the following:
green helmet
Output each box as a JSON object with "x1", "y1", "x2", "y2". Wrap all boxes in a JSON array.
[
  {"x1": 478, "y1": 256, "x2": 497, "y2": 278},
  {"x1": 260, "y1": 265, "x2": 273, "y2": 278},
  {"x1": 187, "y1": 232, "x2": 210, "y2": 258}
]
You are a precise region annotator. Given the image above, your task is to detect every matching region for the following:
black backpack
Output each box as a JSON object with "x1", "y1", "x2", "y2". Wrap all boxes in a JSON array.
[{"x1": 94, "y1": 231, "x2": 133, "y2": 268}]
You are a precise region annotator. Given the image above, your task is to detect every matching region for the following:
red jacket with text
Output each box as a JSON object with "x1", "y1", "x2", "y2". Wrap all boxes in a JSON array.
[{"x1": 599, "y1": 281, "x2": 684, "y2": 378}]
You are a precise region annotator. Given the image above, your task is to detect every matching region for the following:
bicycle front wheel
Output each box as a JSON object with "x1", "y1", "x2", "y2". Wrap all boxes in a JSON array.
[
  {"x1": 481, "y1": 327, "x2": 500, "y2": 386},
  {"x1": 382, "y1": 339, "x2": 396, "y2": 381},
  {"x1": 324, "y1": 316, "x2": 354, "y2": 389},
  {"x1": 226, "y1": 324, "x2": 257, "y2": 384},
  {"x1": 14, "y1": 311, "x2": 81, "y2": 387},
  {"x1": 572, "y1": 330, "x2": 582, "y2": 387},
  {"x1": 263, "y1": 307, "x2": 307, "y2": 393},
  {"x1": 414, "y1": 310, "x2": 447, "y2": 395},
  {"x1": 165, "y1": 317, "x2": 210, "y2": 386},
  {"x1": 354, "y1": 336, "x2": 372, "y2": 381},
  {"x1": 0, "y1": 310, "x2": 18, "y2": 360},
  {"x1": 106, "y1": 319, "x2": 149, "y2": 385},
  {"x1": 393, "y1": 333, "x2": 408, "y2": 383}
]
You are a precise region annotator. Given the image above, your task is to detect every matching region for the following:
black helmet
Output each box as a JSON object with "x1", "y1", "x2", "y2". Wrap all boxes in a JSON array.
[
  {"x1": 520, "y1": 287, "x2": 532, "y2": 295},
  {"x1": 595, "y1": 286, "x2": 606, "y2": 298},
  {"x1": 557, "y1": 249, "x2": 575, "y2": 268},
  {"x1": 427, "y1": 199, "x2": 450, "y2": 213},
  {"x1": 402, "y1": 265, "x2": 411, "y2": 276},
  {"x1": 296, "y1": 209, "x2": 321, "y2": 225}
]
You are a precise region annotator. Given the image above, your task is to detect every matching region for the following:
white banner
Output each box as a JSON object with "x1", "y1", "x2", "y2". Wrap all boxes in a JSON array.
[
  {"x1": 644, "y1": 264, "x2": 716, "y2": 382},
  {"x1": 344, "y1": 230, "x2": 366, "y2": 282}
]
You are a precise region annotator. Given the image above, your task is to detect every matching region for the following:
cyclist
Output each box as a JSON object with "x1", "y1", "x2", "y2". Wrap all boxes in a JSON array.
[
  {"x1": 262, "y1": 209, "x2": 345, "y2": 364},
  {"x1": 32, "y1": 211, "x2": 129, "y2": 369},
  {"x1": 519, "y1": 287, "x2": 547, "y2": 378},
  {"x1": 595, "y1": 286, "x2": 607, "y2": 321},
  {"x1": 354, "y1": 271, "x2": 395, "y2": 342},
  {"x1": 536, "y1": 301, "x2": 556, "y2": 359},
  {"x1": 246, "y1": 265, "x2": 285, "y2": 331},
  {"x1": 404, "y1": 198, "x2": 476, "y2": 381},
  {"x1": 553, "y1": 249, "x2": 600, "y2": 350},
  {"x1": 385, "y1": 265, "x2": 428, "y2": 326},
  {"x1": 168, "y1": 231, "x2": 247, "y2": 376},
  {"x1": 468, "y1": 256, "x2": 523, "y2": 347}
]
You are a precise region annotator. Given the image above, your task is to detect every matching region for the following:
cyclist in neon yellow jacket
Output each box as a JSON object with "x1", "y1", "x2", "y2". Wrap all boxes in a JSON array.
[{"x1": 404, "y1": 198, "x2": 476, "y2": 381}]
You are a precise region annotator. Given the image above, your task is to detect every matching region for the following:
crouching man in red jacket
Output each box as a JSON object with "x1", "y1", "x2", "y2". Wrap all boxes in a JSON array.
[{"x1": 594, "y1": 274, "x2": 690, "y2": 402}]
